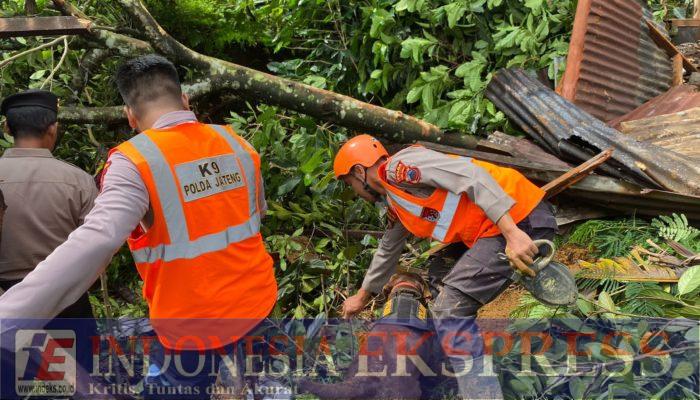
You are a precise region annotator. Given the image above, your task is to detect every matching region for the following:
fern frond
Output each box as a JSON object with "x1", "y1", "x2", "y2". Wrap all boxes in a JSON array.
[{"x1": 652, "y1": 213, "x2": 699, "y2": 243}]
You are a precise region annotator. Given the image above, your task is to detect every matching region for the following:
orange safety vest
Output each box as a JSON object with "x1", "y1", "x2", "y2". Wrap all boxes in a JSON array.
[
  {"x1": 111, "y1": 123, "x2": 277, "y2": 350},
  {"x1": 379, "y1": 148, "x2": 544, "y2": 247}
]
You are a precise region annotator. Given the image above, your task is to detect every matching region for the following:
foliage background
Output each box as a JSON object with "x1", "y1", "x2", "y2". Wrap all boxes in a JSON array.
[{"x1": 0, "y1": 0, "x2": 697, "y2": 321}]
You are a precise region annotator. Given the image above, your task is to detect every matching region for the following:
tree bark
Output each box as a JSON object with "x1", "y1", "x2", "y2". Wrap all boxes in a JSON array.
[
  {"x1": 59, "y1": 106, "x2": 125, "y2": 125},
  {"x1": 53, "y1": 0, "x2": 477, "y2": 148},
  {"x1": 25, "y1": 0, "x2": 38, "y2": 15}
]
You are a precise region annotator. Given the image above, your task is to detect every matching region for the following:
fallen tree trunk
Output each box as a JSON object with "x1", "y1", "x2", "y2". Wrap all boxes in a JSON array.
[{"x1": 49, "y1": 0, "x2": 477, "y2": 148}]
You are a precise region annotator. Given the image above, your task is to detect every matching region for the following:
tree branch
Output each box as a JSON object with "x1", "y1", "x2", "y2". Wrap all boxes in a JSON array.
[
  {"x1": 115, "y1": 0, "x2": 476, "y2": 147},
  {"x1": 58, "y1": 106, "x2": 125, "y2": 125},
  {"x1": 0, "y1": 35, "x2": 66, "y2": 69},
  {"x1": 59, "y1": 77, "x2": 242, "y2": 124},
  {"x1": 51, "y1": 0, "x2": 152, "y2": 56},
  {"x1": 41, "y1": 36, "x2": 69, "y2": 90}
]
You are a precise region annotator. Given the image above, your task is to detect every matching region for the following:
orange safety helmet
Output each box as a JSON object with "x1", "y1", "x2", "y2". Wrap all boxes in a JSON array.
[{"x1": 333, "y1": 134, "x2": 389, "y2": 178}]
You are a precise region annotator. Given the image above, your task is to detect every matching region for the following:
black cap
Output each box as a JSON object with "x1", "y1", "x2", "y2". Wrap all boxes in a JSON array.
[{"x1": 0, "y1": 90, "x2": 58, "y2": 116}]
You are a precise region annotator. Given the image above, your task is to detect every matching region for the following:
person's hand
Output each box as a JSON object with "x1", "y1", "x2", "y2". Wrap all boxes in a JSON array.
[
  {"x1": 503, "y1": 227, "x2": 538, "y2": 278},
  {"x1": 342, "y1": 289, "x2": 371, "y2": 318}
]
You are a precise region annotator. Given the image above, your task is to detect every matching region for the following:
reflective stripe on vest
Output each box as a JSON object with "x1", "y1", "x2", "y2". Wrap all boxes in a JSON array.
[
  {"x1": 431, "y1": 191, "x2": 460, "y2": 242},
  {"x1": 385, "y1": 190, "x2": 461, "y2": 242},
  {"x1": 209, "y1": 125, "x2": 258, "y2": 218},
  {"x1": 132, "y1": 217, "x2": 261, "y2": 263},
  {"x1": 130, "y1": 134, "x2": 189, "y2": 244},
  {"x1": 129, "y1": 125, "x2": 260, "y2": 264}
]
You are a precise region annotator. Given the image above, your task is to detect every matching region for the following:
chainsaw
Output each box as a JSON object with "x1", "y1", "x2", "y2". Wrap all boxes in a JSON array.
[{"x1": 502, "y1": 239, "x2": 578, "y2": 307}]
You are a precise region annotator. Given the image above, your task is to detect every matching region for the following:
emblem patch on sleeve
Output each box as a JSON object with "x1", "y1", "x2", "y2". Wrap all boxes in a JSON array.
[
  {"x1": 420, "y1": 207, "x2": 440, "y2": 222},
  {"x1": 394, "y1": 161, "x2": 421, "y2": 184},
  {"x1": 175, "y1": 154, "x2": 245, "y2": 202}
]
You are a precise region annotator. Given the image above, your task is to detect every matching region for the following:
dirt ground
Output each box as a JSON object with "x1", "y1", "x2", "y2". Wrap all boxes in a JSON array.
[
  {"x1": 476, "y1": 243, "x2": 591, "y2": 319},
  {"x1": 554, "y1": 243, "x2": 595, "y2": 275},
  {"x1": 477, "y1": 285, "x2": 526, "y2": 319}
]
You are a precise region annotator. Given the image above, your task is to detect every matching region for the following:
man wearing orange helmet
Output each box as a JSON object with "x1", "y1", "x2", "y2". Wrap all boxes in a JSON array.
[
  {"x1": 335, "y1": 134, "x2": 557, "y2": 318},
  {"x1": 333, "y1": 134, "x2": 557, "y2": 397}
]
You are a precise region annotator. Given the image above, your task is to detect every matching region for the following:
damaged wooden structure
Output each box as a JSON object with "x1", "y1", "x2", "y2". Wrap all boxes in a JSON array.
[
  {"x1": 0, "y1": 16, "x2": 89, "y2": 38},
  {"x1": 486, "y1": 68, "x2": 700, "y2": 195}
]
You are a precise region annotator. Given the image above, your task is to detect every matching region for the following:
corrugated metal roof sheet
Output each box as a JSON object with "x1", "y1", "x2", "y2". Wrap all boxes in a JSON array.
[
  {"x1": 617, "y1": 107, "x2": 700, "y2": 160},
  {"x1": 559, "y1": 0, "x2": 673, "y2": 122},
  {"x1": 485, "y1": 68, "x2": 700, "y2": 195},
  {"x1": 608, "y1": 84, "x2": 700, "y2": 127}
]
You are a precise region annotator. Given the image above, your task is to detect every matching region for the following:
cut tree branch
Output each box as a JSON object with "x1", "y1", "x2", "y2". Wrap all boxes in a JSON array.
[{"x1": 113, "y1": 0, "x2": 476, "y2": 147}]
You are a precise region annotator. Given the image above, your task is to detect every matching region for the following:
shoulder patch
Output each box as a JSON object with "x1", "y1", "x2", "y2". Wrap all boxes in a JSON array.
[
  {"x1": 394, "y1": 161, "x2": 421, "y2": 184},
  {"x1": 420, "y1": 207, "x2": 440, "y2": 222}
]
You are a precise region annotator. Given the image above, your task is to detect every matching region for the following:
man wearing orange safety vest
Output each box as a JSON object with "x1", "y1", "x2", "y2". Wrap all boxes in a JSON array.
[
  {"x1": 0, "y1": 55, "x2": 277, "y2": 397},
  {"x1": 334, "y1": 135, "x2": 558, "y2": 399}
]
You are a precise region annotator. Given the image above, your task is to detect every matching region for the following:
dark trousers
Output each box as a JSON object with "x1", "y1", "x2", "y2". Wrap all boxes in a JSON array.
[
  {"x1": 428, "y1": 201, "x2": 558, "y2": 318},
  {"x1": 426, "y1": 201, "x2": 557, "y2": 399},
  {"x1": 144, "y1": 319, "x2": 274, "y2": 400}
]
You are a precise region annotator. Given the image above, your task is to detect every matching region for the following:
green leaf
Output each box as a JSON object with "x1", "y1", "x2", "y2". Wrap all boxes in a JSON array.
[
  {"x1": 576, "y1": 298, "x2": 595, "y2": 315},
  {"x1": 276, "y1": 177, "x2": 301, "y2": 195},
  {"x1": 508, "y1": 378, "x2": 533, "y2": 394},
  {"x1": 300, "y1": 149, "x2": 325, "y2": 174},
  {"x1": 672, "y1": 361, "x2": 695, "y2": 380},
  {"x1": 487, "y1": 0, "x2": 503, "y2": 8},
  {"x1": 685, "y1": 325, "x2": 699, "y2": 342},
  {"x1": 443, "y1": 2, "x2": 467, "y2": 28},
  {"x1": 456, "y1": 53, "x2": 487, "y2": 90},
  {"x1": 395, "y1": 0, "x2": 425, "y2": 13},
  {"x1": 302, "y1": 75, "x2": 327, "y2": 89},
  {"x1": 400, "y1": 37, "x2": 436, "y2": 63},
  {"x1": 568, "y1": 376, "x2": 586, "y2": 400},
  {"x1": 524, "y1": 0, "x2": 543, "y2": 11},
  {"x1": 29, "y1": 70, "x2": 47, "y2": 80},
  {"x1": 421, "y1": 83, "x2": 434, "y2": 109},
  {"x1": 598, "y1": 291, "x2": 617, "y2": 317},
  {"x1": 678, "y1": 265, "x2": 700, "y2": 296},
  {"x1": 673, "y1": 7, "x2": 686, "y2": 19},
  {"x1": 406, "y1": 85, "x2": 423, "y2": 104},
  {"x1": 637, "y1": 287, "x2": 679, "y2": 303}
]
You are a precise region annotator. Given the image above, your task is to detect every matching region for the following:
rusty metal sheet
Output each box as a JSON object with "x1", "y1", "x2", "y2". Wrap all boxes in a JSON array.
[
  {"x1": 617, "y1": 107, "x2": 700, "y2": 160},
  {"x1": 0, "y1": 17, "x2": 90, "y2": 38},
  {"x1": 559, "y1": 0, "x2": 673, "y2": 122},
  {"x1": 420, "y1": 142, "x2": 700, "y2": 221},
  {"x1": 608, "y1": 84, "x2": 700, "y2": 127},
  {"x1": 483, "y1": 131, "x2": 570, "y2": 168},
  {"x1": 485, "y1": 68, "x2": 700, "y2": 195}
]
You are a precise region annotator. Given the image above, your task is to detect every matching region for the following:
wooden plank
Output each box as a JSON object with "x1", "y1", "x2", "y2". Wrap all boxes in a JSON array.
[
  {"x1": 559, "y1": 0, "x2": 592, "y2": 101},
  {"x1": 541, "y1": 149, "x2": 614, "y2": 199},
  {"x1": 673, "y1": 53, "x2": 684, "y2": 87},
  {"x1": 0, "y1": 16, "x2": 90, "y2": 38},
  {"x1": 671, "y1": 19, "x2": 700, "y2": 27},
  {"x1": 645, "y1": 19, "x2": 698, "y2": 72}
]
